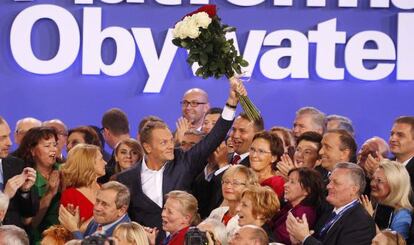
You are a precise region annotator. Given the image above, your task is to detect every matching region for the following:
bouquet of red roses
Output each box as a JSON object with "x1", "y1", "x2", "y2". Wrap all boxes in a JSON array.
[{"x1": 172, "y1": 5, "x2": 261, "y2": 121}]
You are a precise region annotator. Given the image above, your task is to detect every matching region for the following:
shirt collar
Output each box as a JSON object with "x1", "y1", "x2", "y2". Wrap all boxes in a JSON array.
[
  {"x1": 101, "y1": 214, "x2": 127, "y2": 231},
  {"x1": 236, "y1": 152, "x2": 250, "y2": 162},
  {"x1": 402, "y1": 156, "x2": 414, "y2": 167},
  {"x1": 141, "y1": 156, "x2": 166, "y2": 172},
  {"x1": 333, "y1": 199, "x2": 358, "y2": 214}
]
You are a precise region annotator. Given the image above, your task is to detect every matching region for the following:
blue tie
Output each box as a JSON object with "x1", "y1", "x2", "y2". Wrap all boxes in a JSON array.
[{"x1": 318, "y1": 211, "x2": 337, "y2": 238}]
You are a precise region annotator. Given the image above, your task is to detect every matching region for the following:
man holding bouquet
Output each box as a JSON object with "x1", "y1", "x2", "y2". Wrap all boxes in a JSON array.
[{"x1": 116, "y1": 78, "x2": 246, "y2": 242}]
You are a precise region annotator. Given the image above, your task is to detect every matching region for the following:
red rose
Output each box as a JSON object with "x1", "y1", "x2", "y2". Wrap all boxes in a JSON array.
[{"x1": 186, "y1": 4, "x2": 217, "y2": 18}]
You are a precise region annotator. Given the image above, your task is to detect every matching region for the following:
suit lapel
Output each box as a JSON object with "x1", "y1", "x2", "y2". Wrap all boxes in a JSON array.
[{"x1": 322, "y1": 203, "x2": 358, "y2": 242}]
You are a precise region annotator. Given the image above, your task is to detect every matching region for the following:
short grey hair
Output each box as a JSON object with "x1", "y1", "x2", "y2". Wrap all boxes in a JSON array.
[
  {"x1": 0, "y1": 191, "x2": 10, "y2": 212},
  {"x1": 198, "y1": 218, "x2": 228, "y2": 245},
  {"x1": 326, "y1": 114, "x2": 354, "y2": 135},
  {"x1": 100, "y1": 181, "x2": 130, "y2": 209},
  {"x1": 0, "y1": 225, "x2": 29, "y2": 245},
  {"x1": 334, "y1": 162, "x2": 366, "y2": 195},
  {"x1": 296, "y1": 107, "x2": 326, "y2": 133}
]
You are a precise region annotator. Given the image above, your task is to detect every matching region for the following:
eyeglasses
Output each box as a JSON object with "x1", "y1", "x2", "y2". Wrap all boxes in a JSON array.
[
  {"x1": 221, "y1": 179, "x2": 246, "y2": 186},
  {"x1": 371, "y1": 178, "x2": 387, "y2": 185},
  {"x1": 180, "y1": 100, "x2": 207, "y2": 107},
  {"x1": 249, "y1": 147, "x2": 271, "y2": 156},
  {"x1": 99, "y1": 127, "x2": 105, "y2": 135}
]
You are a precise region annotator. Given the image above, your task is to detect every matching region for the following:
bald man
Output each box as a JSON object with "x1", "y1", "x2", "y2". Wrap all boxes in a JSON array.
[
  {"x1": 181, "y1": 88, "x2": 210, "y2": 130},
  {"x1": 14, "y1": 117, "x2": 41, "y2": 145}
]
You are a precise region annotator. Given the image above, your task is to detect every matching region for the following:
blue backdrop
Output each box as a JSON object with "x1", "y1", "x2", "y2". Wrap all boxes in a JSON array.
[{"x1": 1, "y1": 0, "x2": 413, "y2": 151}]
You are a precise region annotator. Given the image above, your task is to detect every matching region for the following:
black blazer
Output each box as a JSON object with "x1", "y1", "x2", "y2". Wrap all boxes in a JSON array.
[
  {"x1": 305, "y1": 202, "x2": 376, "y2": 245},
  {"x1": 405, "y1": 157, "x2": 414, "y2": 188},
  {"x1": 116, "y1": 116, "x2": 233, "y2": 229},
  {"x1": 1, "y1": 156, "x2": 39, "y2": 228}
]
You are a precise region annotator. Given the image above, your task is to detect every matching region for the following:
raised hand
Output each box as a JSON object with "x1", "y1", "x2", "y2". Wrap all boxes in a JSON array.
[
  {"x1": 48, "y1": 170, "x2": 60, "y2": 196},
  {"x1": 277, "y1": 153, "x2": 295, "y2": 179},
  {"x1": 227, "y1": 77, "x2": 247, "y2": 106},
  {"x1": 175, "y1": 117, "x2": 190, "y2": 144},
  {"x1": 20, "y1": 167, "x2": 36, "y2": 192},
  {"x1": 143, "y1": 226, "x2": 159, "y2": 245},
  {"x1": 359, "y1": 195, "x2": 374, "y2": 216},
  {"x1": 4, "y1": 174, "x2": 26, "y2": 198},
  {"x1": 286, "y1": 212, "x2": 311, "y2": 242},
  {"x1": 59, "y1": 205, "x2": 80, "y2": 232}
]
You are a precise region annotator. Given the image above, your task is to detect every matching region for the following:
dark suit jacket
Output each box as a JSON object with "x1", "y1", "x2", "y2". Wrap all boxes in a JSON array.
[
  {"x1": 73, "y1": 214, "x2": 130, "y2": 239},
  {"x1": 304, "y1": 202, "x2": 376, "y2": 245},
  {"x1": 116, "y1": 116, "x2": 233, "y2": 230},
  {"x1": 98, "y1": 151, "x2": 116, "y2": 184},
  {"x1": 1, "y1": 156, "x2": 39, "y2": 228},
  {"x1": 405, "y1": 157, "x2": 414, "y2": 188}
]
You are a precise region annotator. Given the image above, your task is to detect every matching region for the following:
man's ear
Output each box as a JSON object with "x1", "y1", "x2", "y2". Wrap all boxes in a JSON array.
[{"x1": 142, "y1": 142, "x2": 151, "y2": 154}]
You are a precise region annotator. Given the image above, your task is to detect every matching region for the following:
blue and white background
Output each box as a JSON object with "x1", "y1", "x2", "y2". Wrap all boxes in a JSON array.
[{"x1": 1, "y1": 0, "x2": 413, "y2": 149}]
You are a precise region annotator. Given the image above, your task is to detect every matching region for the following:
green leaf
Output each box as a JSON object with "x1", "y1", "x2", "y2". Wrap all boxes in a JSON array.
[
  {"x1": 172, "y1": 39, "x2": 181, "y2": 46},
  {"x1": 200, "y1": 53, "x2": 208, "y2": 66},
  {"x1": 240, "y1": 59, "x2": 249, "y2": 67},
  {"x1": 181, "y1": 41, "x2": 189, "y2": 48}
]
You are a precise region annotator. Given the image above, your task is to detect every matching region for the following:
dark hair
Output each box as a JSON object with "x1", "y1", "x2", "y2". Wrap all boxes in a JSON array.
[
  {"x1": 296, "y1": 131, "x2": 322, "y2": 150},
  {"x1": 253, "y1": 131, "x2": 284, "y2": 170},
  {"x1": 114, "y1": 138, "x2": 143, "y2": 174},
  {"x1": 101, "y1": 108, "x2": 130, "y2": 136},
  {"x1": 288, "y1": 167, "x2": 325, "y2": 206},
  {"x1": 395, "y1": 116, "x2": 414, "y2": 138},
  {"x1": 328, "y1": 129, "x2": 357, "y2": 163},
  {"x1": 138, "y1": 115, "x2": 164, "y2": 135},
  {"x1": 239, "y1": 112, "x2": 264, "y2": 132},
  {"x1": 14, "y1": 127, "x2": 58, "y2": 167},
  {"x1": 139, "y1": 121, "x2": 169, "y2": 150},
  {"x1": 205, "y1": 107, "x2": 223, "y2": 116},
  {"x1": 68, "y1": 126, "x2": 102, "y2": 150}
]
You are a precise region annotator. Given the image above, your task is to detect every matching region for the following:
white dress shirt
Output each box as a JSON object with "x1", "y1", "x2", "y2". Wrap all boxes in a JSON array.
[{"x1": 141, "y1": 157, "x2": 166, "y2": 208}]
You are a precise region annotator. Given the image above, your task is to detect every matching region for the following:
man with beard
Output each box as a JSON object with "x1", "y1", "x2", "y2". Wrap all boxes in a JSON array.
[{"x1": 181, "y1": 88, "x2": 210, "y2": 131}]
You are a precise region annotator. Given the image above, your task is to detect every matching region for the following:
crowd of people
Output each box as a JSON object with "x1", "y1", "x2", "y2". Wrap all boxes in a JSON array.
[{"x1": 0, "y1": 79, "x2": 414, "y2": 245}]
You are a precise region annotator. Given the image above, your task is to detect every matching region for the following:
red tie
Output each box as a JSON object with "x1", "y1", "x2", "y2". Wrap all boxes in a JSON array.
[
  {"x1": 231, "y1": 154, "x2": 241, "y2": 165},
  {"x1": 97, "y1": 225, "x2": 103, "y2": 233}
]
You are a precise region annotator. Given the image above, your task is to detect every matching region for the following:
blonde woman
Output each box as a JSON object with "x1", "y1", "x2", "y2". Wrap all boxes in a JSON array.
[
  {"x1": 113, "y1": 222, "x2": 149, "y2": 245},
  {"x1": 60, "y1": 144, "x2": 106, "y2": 230},
  {"x1": 147, "y1": 190, "x2": 200, "y2": 245},
  {"x1": 208, "y1": 165, "x2": 258, "y2": 237},
  {"x1": 361, "y1": 159, "x2": 413, "y2": 239}
]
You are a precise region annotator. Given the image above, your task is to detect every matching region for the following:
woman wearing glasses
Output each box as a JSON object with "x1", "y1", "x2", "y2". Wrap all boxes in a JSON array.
[
  {"x1": 249, "y1": 131, "x2": 285, "y2": 199},
  {"x1": 361, "y1": 160, "x2": 412, "y2": 239},
  {"x1": 208, "y1": 165, "x2": 258, "y2": 237}
]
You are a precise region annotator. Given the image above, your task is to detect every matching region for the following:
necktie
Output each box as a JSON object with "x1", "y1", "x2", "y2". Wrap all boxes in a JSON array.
[
  {"x1": 96, "y1": 225, "x2": 103, "y2": 234},
  {"x1": 162, "y1": 234, "x2": 172, "y2": 245},
  {"x1": 318, "y1": 211, "x2": 337, "y2": 238},
  {"x1": 231, "y1": 154, "x2": 241, "y2": 165}
]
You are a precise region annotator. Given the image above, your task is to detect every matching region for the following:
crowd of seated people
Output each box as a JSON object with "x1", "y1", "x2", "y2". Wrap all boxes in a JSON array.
[{"x1": 1, "y1": 80, "x2": 414, "y2": 245}]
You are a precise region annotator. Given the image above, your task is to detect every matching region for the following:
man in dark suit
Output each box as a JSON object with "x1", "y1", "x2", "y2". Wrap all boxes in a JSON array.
[
  {"x1": 98, "y1": 108, "x2": 131, "y2": 183},
  {"x1": 0, "y1": 116, "x2": 39, "y2": 228},
  {"x1": 229, "y1": 112, "x2": 264, "y2": 167},
  {"x1": 59, "y1": 181, "x2": 131, "y2": 238},
  {"x1": 116, "y1": 79, "x2": 246, "y2": 240},
  {"x1": 389, "y1": 116, "x2": 414, "y2": 187},
  {"x1": 286, "y1": 162, "x2": 376, "y2": 245}
]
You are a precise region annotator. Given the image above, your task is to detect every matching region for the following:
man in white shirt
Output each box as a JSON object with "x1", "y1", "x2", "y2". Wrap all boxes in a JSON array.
[{"x1": 116, "y1": 79, "x2": 247, "y2": 242}]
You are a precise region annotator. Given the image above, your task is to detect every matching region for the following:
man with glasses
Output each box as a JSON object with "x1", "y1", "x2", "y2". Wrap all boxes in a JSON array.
[{"x1": 180, "y1": 88, "x2": 210, "y2": 131}]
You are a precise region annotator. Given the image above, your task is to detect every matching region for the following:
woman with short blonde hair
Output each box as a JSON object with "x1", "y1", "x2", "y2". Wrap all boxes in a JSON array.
[
  {"x1": 113, "y1": 222, "x2": 149, "y2": 245},
  {"x1": 60, "y1": 144, "x2": 106, "y2": 230},
  {"x1": 237, "y1": 185, "x2": 279, "y2": 242}
]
